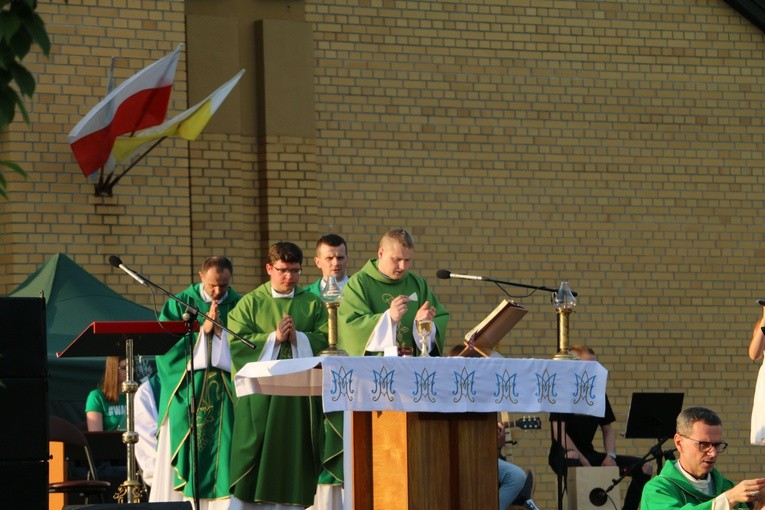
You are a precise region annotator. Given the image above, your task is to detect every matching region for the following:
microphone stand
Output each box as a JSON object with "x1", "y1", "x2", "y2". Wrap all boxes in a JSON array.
[
  {"x1": 589, "y1": 437, "x2": 670, "y2": 507},
  {"x1": 109, "y1": 257, "x2": 256, "y2": 350},
  {"x1": 110, "y1": 256, "x2": 257, "y2": 510},
  {"x1": 478, "y1": 276, "x2": 578, "y2": 297}
]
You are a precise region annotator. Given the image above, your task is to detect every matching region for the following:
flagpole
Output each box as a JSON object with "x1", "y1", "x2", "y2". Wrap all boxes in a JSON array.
[{"x1": 94, "y1": 137, "x2": 167, "y2": 196}]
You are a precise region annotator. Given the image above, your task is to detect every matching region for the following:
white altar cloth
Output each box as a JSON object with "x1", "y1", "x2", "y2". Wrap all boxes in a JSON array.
[{"x1": 235, "y1": 356, "x2": 608, "y2": 417}]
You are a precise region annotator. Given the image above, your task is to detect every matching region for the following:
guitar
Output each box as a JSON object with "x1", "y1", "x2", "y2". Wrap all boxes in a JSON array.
[
  {"x1": 502, "y1": 416, "x2": 542, "y2": 431},
  {"x1": 499, "y1": 414, "x2": 542, "y2": 458}
]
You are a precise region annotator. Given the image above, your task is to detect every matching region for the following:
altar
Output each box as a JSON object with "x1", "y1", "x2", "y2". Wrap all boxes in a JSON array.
[
  {"x1": 235, "y1": 356, "x2": 608, "y2": 416},
  {"x1": 234, "y1": 356, "x2": 607, "y2": 509}
]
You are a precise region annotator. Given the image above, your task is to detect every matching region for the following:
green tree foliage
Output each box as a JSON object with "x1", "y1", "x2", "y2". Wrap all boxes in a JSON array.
[{"x1": 0, "y1": 0, "x2": 51, "y2": 197}]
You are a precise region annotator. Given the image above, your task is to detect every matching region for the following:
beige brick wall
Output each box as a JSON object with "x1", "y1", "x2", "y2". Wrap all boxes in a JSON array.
[
  {"x1": 2, "y1": 0, "x2": 765, "y2": 507},
  {"x1": 305, "y1": 1, "x2": 765, "y2": 506}
]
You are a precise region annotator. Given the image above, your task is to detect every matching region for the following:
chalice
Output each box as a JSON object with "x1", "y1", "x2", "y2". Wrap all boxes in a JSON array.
[{"x1": 415, "y1": 319, "x2": 432, "y2": 357}]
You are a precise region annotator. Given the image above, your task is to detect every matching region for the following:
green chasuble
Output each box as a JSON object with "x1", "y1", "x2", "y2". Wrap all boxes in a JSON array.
[
  {"x1": 227, "y1": 283, "x2": 329, "y2": 506},
  {"x1": 641, "y1": 460, "x2": 743, "y2": 509},
  {"x1": 337, "y1": 258, "x2": 449, "y2": 356},
  {"x1": 156, "y1": 283, "x2": 241, "y2": 499},
  {"x1": 304, "y1": 278, "x2": 323, "y2": 297}
]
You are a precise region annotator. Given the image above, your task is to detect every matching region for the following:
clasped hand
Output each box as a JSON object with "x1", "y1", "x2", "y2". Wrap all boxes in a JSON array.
[
  {"x1": 203, "y1": 300, "x2": 222, "y2": 337},
  {"x1": 276, "y1": 315, "x2": 297, "y2": 344}
]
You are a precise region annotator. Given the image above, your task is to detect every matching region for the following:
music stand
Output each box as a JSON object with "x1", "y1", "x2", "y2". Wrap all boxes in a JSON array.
[
  {"x1": 624, "y1": 392, "x2": 684, "y2": 441},
  {"x1": 58, "y1": 320, "x2": 197, "y2": 503}
]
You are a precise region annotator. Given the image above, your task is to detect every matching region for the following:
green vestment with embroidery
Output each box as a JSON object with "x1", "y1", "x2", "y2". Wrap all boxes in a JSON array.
[
  {"x1": 156, "y1": 283, "x2": 241, "y2": 499},
  {"x1": 337, "y1": 258, "x2": 449, "y2": 356}
]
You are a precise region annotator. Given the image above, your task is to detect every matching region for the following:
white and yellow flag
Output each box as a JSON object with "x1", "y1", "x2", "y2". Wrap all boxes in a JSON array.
[{"x1": 111, "y1": 69, "x2": 245, "y2": 164}]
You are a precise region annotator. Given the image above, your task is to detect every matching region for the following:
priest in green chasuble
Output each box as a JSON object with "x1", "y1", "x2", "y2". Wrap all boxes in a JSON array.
[
  {"x1": 305, "y1": 234, "x2": 349, "y2": 510},
  {"x1": 227, "y1": 242, "x2": 329, "y2": 510},
  {"x1": 338, "y1": 228, "x2": 449, "y2": 357},
  {"x1": 151, "y1": 256, "x2": 240, "y2": 509}
]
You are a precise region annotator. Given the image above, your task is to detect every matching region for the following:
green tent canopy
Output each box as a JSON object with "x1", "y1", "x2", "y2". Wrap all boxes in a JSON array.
[{"x1": 9, "y1": 253, "x2": 157, "y2": 424}]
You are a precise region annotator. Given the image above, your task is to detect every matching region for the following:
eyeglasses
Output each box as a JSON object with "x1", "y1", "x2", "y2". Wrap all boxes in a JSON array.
[
  {"x1": 272, "y1": 267, "x2": 302, "y2": 276},
  {"x1": 679, "y1": 434, "x2": 728, "y2": 453}
]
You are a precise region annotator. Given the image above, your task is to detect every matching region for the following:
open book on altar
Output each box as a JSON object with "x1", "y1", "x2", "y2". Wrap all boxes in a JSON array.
[{"x1": 458, "y1": 299, "x2": 528, "y2": 357}]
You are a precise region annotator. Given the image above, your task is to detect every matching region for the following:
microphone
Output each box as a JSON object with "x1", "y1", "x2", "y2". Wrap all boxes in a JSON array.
[
  {"x1": 108, "y1": 255, "x2": 147, "y2": 286},
  {"x1": 436, "y1": 269, "x2": 484, "y2": 281},
  {"x1": 436, "y1": 268, "x2": 578, "y2": 297},
  {"x1": 589, "y1": 487, "x2": 608, "y2": 507},
  {"x1": 758, "y1": 299, "x2": 765, "y2": 306}
]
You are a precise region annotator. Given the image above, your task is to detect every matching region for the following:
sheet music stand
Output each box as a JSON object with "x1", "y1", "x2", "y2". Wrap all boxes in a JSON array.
[
  {"x1": 624, "y1": 392, "x2": 684, "y2": 471},
  {"x1": 58, "y1": 320, "x2": 197, "y2": 503},
  {"x1": 624, "y1": 392, "x2": 684, "y2": 440}
]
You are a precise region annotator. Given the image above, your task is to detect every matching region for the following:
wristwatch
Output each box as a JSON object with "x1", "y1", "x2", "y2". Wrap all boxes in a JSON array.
[{"x1": 607, "y1": 451, "x2": 617, "y2": 460}]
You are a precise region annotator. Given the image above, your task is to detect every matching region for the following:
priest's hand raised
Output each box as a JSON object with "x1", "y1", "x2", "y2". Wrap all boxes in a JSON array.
[
  {"x1": 389, "y1": 295, "x2": 409, "y2": 324},
  {"x1": 415, "y1": 301, "x2": 436, "y2": 322}
]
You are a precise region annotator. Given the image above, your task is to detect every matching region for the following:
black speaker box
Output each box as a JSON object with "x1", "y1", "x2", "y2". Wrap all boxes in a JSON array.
[
  {"x1": 0, "y1": 460, "x2": 48, "y2": 510},
  {"x1": 0, "y1": 377, "x2": 48, "y2": 461},
  {"x1": 64, "y1": 504, "x2": 193, "y2": 510},
  {"x1": 0, "y1": 296, "x2": 46, "y2": 378}
]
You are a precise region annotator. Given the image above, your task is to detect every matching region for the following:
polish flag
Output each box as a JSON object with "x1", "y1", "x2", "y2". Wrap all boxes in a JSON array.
[
  {"x1": 68, "y1": 45, "x2": 183, "y2": 177},
  {"x1": 110, "y1": 70, "x2": 245, "y2": 164}
]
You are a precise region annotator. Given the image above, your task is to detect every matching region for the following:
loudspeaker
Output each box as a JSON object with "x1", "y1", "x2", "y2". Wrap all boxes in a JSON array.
[
  {"x1": 0, "y1": 297, "x2": 46, "y2": 378},
  {"x1": 564, "y1": 466, "x2": 621, "y2": 510},
  {"x1": 0, "y1": 460, "x2": 47, "y2": 510},
  {"x1": 0, "y1": 378, "x2": 48, "y2": 461},
  {"x1": 64, "y1": 504, "x2": 193, "y2": 509}
]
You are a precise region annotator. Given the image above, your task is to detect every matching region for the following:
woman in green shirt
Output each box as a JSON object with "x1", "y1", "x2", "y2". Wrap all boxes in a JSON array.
[{"x1": 85, "y1": 356, "x2": 127, "y2": 431}]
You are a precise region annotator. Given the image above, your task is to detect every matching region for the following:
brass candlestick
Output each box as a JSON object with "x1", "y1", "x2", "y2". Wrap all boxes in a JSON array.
[
  {"x1": 114, "y1": 340, "x2": 146, "y2": 502},
  {"x1": 553, "y1": 281, "x2": 578, "y2": 360},
  {"x1": 320, "y1": 275, "x2": 348, "y2": 356}
]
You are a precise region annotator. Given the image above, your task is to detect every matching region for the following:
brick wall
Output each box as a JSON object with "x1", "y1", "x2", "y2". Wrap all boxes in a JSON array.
[
  {"x1": 2, "y1": 0, "x2": 765, "y2": 507},
  {"x1": 305, "y1": 1, "x2": 765, "y2": 506}
]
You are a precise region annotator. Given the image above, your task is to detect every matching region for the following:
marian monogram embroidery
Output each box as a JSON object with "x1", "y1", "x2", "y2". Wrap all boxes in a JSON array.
[
  {"x1": 451, "y1": 366, "x2": 477, "y2": 403},
  {"x1": 316, "y1": 358, "x2": 608, "y2": 417},
  {"x1": 328, "y1": 366, "x2": 354, "y2": 402},
  {"x1": 371, "y1": 365, "x2": 397, "y2": 402},
  {"x1": 535, "y1": 368, "x2": 557, "y2": 405},
  {"x1": 573, "y1": 370, "x2": 597, "y2": 407},
  {"x1": 494, "y1": 369, "x2": 519, "y2": 405},
  {"x1": 412, "y1": 367, "x2": 437, "y2": 403}
]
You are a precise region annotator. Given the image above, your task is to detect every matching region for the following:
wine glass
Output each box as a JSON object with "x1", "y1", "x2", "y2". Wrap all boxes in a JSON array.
[{"x1": 415, "y1": 319, "x2": 432, "y2": 357}]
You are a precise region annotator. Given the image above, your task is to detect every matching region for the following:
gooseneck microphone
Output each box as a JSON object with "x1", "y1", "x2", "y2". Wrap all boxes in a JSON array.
[
  {"x1": 436, "y1": 269, "x2": 484, "y2": 281},
  {"x1": 436, "y1": 268, "x2": 578, "y2": 297},
  {"x1": 589, "y1": 487, "x2": 608, "y2": 506},
  {"x1": 109, "y1": 255, "x2": 147, "y2": 286}
]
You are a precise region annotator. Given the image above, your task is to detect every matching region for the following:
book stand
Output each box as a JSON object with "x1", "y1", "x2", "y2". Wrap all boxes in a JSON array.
[
  {"x1": 58, "y1": 320, "x2": 197, "y2": 503},
  {"x1": 456, "y1": 299, "x2": 527, "y2": 357}
]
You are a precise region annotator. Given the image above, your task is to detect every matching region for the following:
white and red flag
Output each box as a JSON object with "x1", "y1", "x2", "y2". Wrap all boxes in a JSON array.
[
  {"x1": 68, "y1": 45, "x2": 183, "y2": 177},
  {"x1": 110, "y1": 70, "x2": 245, "y2": 164}
]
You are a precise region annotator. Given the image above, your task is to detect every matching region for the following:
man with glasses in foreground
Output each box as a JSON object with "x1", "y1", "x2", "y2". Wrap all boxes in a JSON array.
[
  {"x1": 642, "y1": 406, "x2": 765, "y2": 509},
  {"x1": 227, "y1": 242, "x2": 329, "y2": 510}
]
